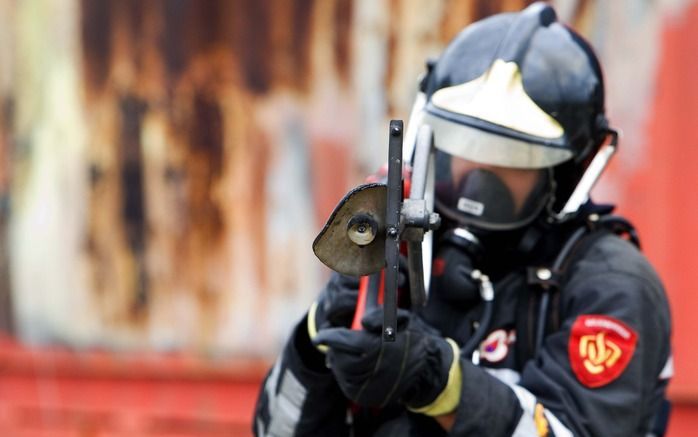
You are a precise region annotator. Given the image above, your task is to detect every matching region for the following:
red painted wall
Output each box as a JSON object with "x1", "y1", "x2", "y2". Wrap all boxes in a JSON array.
[
  {"x1": 617, "y1": 0, "x2": 698, "y2": 403},
  {"x1": 0, "y1": 337, "x2": 264, "y2": 437},
  {"x1": 608, "y1": 2, "x2": 698, "y2": 434}
]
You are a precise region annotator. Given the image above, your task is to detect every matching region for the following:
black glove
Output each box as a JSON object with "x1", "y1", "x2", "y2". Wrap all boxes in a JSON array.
[
  {"x1": 313, "y1": 308, "x2": 461, "y2": 415},
  {"x1": 307, "y1": 273, "x2": 360, "y2": 350},
  {"x1": 430, "y1": 244, "x2": 480, "y2": 307},
  {"x1": 293, "y1": 273, "x2": 359, "y2": 372},
  {"x1": 419, "y1": 243, "x2": 481, "y2": 340}
]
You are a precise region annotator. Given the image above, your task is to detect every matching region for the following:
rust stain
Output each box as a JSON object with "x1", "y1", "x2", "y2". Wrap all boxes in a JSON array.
[
  {"x1": 384, "y1": 0, "x2": 401, "y2": 117},
  {"x1": 161, "y1": 0, "x2": 194, "y2": 82},
  {"x1": 333, "y1": 0, "x2": 352, "y2": 84},
  {"x1": 231, "y1": 0, "x2": 272, "y2": 94},
  {"x1": 290, "y1": 0, "x2": 315, "y2": 90},
  {"x1": 267, "y1": 0, "x2": 315, "y2": 91},
  {"x1": 85, "y1": 93, "x2": 145, "y2": 329},
  {"x1": 0, "y1": 96, "x2": 13, "y2": 333},
  {"x1": 439, "y1": 0, "x2": 474, "y2": 44},
  {"x1": 190, "y1": 92, "x2": 224, "y2": 177},
  {"x1": 501, "y1": 0, "x2": 537, "y2": 12},
  {"x1": 0, "y1": 97, "x2": 13, "y2": 191},
  {"x1": 80, "y1": 0, "x2": 112, "y2": 97},
  {"x1": 119, "y1": 0, "x2": 145, "y2": 42},
  {"x1": 473, "y1": 0, "x2": 504, "y2": 21},
  {"x1": 183, "y1": 91, "x2": 225, "y2": 244},
  {"x1": 118, "y1": 95, "x2": 148, "y2": 315}
]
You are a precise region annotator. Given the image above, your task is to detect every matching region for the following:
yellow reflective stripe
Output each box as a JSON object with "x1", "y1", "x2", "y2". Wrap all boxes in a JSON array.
[
  {"x1": 534, "y1": 403, "x2": 550, "y2": 437},
  {"x1": 409, "y1": 338, "x2": 462, "y2": 417},
  {"x1": 307, "y1": 301, "x2": 328, "y2": 353}
]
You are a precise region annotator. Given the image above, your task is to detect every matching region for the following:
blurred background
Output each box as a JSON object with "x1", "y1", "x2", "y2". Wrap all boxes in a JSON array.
[{"x1": 0, "y1": 0, "x2": 696, "y2": 435}]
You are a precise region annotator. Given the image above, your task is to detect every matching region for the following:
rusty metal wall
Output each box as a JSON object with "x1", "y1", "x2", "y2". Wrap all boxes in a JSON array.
[
  {"x1": 1, "y1": 0, "x2": 693, "y2": 363},
  {"x1": 0, "y1": 0, "x2": 539, "y2": 356}
]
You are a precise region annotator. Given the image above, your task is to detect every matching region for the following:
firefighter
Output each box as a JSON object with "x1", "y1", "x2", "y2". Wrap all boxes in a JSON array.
[{"x1": 253, "y1": 3, "x2": 672, "y2": 436}]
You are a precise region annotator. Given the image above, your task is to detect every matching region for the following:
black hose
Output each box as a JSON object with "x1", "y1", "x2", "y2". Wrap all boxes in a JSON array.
[
  {"x1": 534, "y1": 225, "x2": 588, "y2": 355},
  {"x1": 462, "y1": 298, "x2": 494, "y2": 359}
]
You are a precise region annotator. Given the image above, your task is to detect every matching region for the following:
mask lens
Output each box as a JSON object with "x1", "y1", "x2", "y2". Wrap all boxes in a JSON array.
[{"x1": 435, "y1": 154, "x2": 551, "y2": 230}]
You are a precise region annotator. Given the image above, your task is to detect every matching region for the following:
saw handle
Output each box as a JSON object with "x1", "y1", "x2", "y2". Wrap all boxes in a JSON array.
[{"x1": 351, "y1": 272, "x2": 385, "y2": 330}]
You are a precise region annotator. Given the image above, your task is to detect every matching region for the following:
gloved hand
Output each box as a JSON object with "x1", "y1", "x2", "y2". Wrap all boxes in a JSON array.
[
  {"x1": 293, "y1": 273, "x2": 359, "y2": 372},
  {"x1": 420, "y1": 243, "x2": 482, "y2": 341},
  {"x1": 307, "y1": 273, "x2": 360, "y2": 352},
  {"x1": 430, "y1": 244, "x2": 480, "y2": 307},
  {"x1": 313, "y1": 308, "x2": 461, "y2": 416}
]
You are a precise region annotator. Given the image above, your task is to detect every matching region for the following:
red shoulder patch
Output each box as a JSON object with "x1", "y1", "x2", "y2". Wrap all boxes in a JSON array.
[{"x1": 568, "y1": 315, "x2": 638, "y2": 388}]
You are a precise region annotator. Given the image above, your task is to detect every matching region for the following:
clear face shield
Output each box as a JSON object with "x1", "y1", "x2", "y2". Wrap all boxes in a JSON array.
[
  {"x1": 434, "y1": 152, "x2": 554, "y2": 231},
  {"x1": 420, "y1": 52, "x2": 584, "y2": 233},
  {"x1": 426, "y1": 114, "x2": 560, "y2": 232}
]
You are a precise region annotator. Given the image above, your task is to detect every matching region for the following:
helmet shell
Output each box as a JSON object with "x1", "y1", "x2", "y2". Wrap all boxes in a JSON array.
[{"x1": 423, "y1": 2, "x2": 606, "y2": 170}]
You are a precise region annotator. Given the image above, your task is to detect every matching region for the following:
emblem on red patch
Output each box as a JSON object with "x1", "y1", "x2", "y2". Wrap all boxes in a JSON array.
[{"x1": 568, "y1": 315, "x2": 638, "y2": 388}]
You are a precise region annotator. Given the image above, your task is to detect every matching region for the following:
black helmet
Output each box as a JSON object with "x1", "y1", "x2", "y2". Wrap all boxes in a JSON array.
[{"x1": 421, "y1": 2, "x2": 613, "y2": 232}]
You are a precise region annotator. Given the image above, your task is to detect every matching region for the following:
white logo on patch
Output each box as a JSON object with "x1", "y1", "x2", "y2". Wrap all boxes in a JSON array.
[{"x1": 479, "y1": 329, "x2": 516, "y2": 363}]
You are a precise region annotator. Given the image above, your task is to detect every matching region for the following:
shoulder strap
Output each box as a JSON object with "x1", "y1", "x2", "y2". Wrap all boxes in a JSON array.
[{"x1": 516, "y1": 214, "x2": 641, "y2": 364}]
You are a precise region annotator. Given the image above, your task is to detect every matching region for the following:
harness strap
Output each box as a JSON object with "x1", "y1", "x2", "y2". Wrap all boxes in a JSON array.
[
  {"x1": 515, "y1": 215, "x2": 671, "y2": 436},
  {"x1": 516, "y1": 214, "x2": 641, "y2": 364}
]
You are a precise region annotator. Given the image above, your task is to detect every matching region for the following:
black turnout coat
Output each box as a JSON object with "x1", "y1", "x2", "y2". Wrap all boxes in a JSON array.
[{"x1": 253, "y1": 212, "x2": 672, "y2": 437}]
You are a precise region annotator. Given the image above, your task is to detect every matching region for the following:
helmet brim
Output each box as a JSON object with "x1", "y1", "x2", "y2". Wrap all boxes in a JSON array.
[{"x1": 424, "y1": 108, "x2": 574, "y2": 169}]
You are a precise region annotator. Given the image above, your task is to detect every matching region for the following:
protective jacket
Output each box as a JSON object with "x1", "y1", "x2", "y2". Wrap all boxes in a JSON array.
[{"x1": 253, "y1": 211, "x2": 672, "y2": 437}]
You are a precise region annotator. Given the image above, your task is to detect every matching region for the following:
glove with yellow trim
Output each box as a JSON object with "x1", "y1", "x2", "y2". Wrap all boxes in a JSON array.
[
  {"x1": 307, "y1": 273, "x2": 360, "y2": 352},
  {"x1": 313, "y1": 308, "x2": 461, "y2": 415},
  {"x1": 292, "y1": 273, "x2": 359, "y2": 372}
]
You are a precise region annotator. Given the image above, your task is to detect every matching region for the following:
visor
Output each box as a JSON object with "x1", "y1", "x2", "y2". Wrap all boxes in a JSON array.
[
  {"x1": 424, "y1": 110, "x2": 573, "y2": 169},
  {"x1": 424, "y1": 59, "x2": 574, "y2": 169}
]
